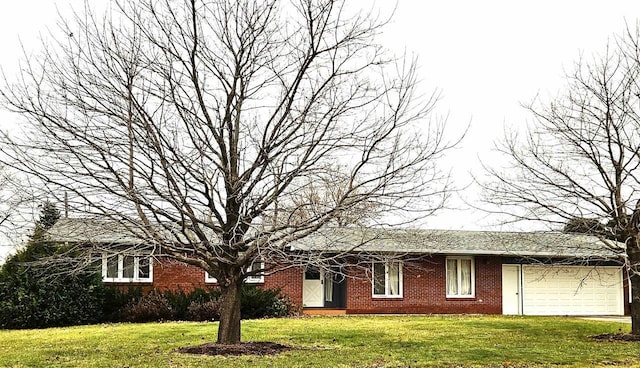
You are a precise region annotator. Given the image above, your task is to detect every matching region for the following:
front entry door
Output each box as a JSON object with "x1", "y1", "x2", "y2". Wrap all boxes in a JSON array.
[
  {"x1": 502, "y1": 265, "x2": 521, "y2": 315},
  {"x1": 303, "y1": 268, "x2": 323, "y2": 307}
]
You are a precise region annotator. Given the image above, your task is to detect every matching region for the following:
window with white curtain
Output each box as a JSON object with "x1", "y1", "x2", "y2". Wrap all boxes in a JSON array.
[
  {"x1": 324, "y1": 273, "x2": 333, "y2": 302},
  {"x1": 372, "y1": 261, "x2": 402, "y2": 297},
  {"x1": 446, "y1": 257, "x2": 475, "y2": 297}
]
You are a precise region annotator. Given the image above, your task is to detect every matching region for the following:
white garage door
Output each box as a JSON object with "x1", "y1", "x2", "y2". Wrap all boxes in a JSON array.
[{"x1": 522, "y1": 265, "x2": 624, "y2": 316}]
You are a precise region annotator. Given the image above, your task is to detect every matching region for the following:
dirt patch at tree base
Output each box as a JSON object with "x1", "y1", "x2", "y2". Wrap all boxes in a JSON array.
[
  {"x1": 178, "y1": 341, "x2": 293, "y2": 356},
  {"x1": 590, "y1": 333, "x2": 640, "y2": 342}
]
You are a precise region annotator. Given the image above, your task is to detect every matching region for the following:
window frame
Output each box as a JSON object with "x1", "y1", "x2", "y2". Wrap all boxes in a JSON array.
[
  {"x1": 244, "y1": 261, "x2": 265, "y2": 283},
  {"x1": 371, "y1": 260, "x2": 403, "y2": 298},
  {"x1": 445, "y1": 256, "x2": 475, "y2": 298},
  {"x1": 101, "y1": 252, "x2": 153, "y2": 283}
]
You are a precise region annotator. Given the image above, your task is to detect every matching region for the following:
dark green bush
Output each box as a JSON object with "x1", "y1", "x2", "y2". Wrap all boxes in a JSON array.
[
  {"x1": 266, "y1": 294, "x2": 298, "y2": 318},
  {"x1": 101, "y1": 286, "x2": 143, "y2": 322},
  {"x1": 240, "y1": 285, "x2": 297, "y2": 319},
  {"x1": 0, "y1": 201, "x2": 107, "y2": 329},
  {"x1": 240, "y1": 285, "x2": 278, "y2": 319},
  {"x1": 0, "y1": 261, "x2": 105, "y2": 329},
  {"x1": 163, "y1": 288, "x2": 219, "y2": 320}
]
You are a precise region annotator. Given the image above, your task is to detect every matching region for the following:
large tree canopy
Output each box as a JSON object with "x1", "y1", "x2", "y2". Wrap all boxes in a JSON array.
[
  {"x1": 0, "y1": 0, "x2": 457, "y2": 343},
  {"x1": 481, "y1": 24, "x2": 640, "y2": 334}
]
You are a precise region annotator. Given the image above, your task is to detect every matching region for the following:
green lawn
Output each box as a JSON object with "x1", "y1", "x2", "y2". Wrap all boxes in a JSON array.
[{"x1": 0, "y1": 315, "x2": 637, "y2": 367}]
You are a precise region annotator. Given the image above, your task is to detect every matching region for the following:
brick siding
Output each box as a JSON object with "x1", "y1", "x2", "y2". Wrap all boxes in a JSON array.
[
  {"x1": 107, "y1": 258, "x2": 208, "y2": 293},
  {"x1": 130, "y1": 255, "x2": 501, "y2": 314},
  {"x1": 345, "y1": 255, "x2": 502, "y2": 314},
  {"x1": 103, "y1": 254, "x2": 631, "y2": 316},
  {"x1": 264, "y1": 267, "x2": 304, "y2": 307},
  {"x1": 152, "y1": 258, "x2": 207, "y2": 291}
]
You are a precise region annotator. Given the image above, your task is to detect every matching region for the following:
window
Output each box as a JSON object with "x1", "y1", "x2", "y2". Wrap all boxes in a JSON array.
[
  {"x1": 205, "y1": 271, "x2": 217, "y2": 283},
  {"x1": 205, "y1": 260, "x2": 264, "y2": 284},
  {"x1": 102, "y1": 252, "x2": 152, "y2": 283},
  {"x1": 245, "y1": 260, "x2": 265, "y2": 283},
  {"x1": 372, "y1": 261, "x2": 402, "y2": 297},
  {"x1": 324, "y1": 273, "x2": 333, "y2": 302},
  {"x1": 446, "y1": 257, "x2": 474, "y2": 297}
]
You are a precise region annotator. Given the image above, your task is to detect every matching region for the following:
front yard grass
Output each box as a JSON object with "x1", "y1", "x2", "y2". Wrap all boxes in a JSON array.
[{"x1": 0, "y1": 315, "x2": 637, "y2": 367}]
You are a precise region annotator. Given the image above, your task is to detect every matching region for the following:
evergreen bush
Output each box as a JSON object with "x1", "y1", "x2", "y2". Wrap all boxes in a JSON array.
[
  {"x1": 0, "y1": 202, "x2": 106, "y2": 329},
  {"x1": 101, "y1": 286, "x2": 143, "y2": 322}
]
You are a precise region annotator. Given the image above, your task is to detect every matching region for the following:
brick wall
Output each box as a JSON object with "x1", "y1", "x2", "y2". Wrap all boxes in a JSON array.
[
  {"x1": 114, "y1": 255, "x2": 502, "y2": 314},
  {"x1": 114, "y1": 258, "x2": 303, "y2": 302},
  {"x1": 152, "y1": 258, "x2": 207, "y2": 291},
  {"x1": 149, "y1": 258, "x2": 305, "y2": 309},
  {"x1": 105, "y1": 258, "x2": 207, "y2": 293},
  {"x1": 345, "y1": 255, "x2": 502, "y2": 314},
  {"x1": 264, "y1": 267, "x2": 304, "y2": 307}
]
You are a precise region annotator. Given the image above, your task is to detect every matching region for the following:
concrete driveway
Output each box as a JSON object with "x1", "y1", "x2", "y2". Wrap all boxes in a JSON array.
[{"x1": 582, "y1": 316, "x2": 631, "y2": 323}]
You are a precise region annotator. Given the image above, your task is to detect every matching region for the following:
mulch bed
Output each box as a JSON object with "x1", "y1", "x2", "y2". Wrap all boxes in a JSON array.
[
  {"x1": 178, "y1": 341, "x2": 294, "y2": 356},
  {"x1": 590, "y1": 333, "x2": 640, "y2": 342}
]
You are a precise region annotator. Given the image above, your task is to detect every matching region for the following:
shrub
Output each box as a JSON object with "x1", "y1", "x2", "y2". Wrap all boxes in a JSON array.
[
  {"x1": 121, "y1": 291, "x2": 174, "y2": 322},
  {"x1": 0, "y1": 265, "x2": 105, "y2": 329},
  {"x1": 163, "y1": 288, "x2": 219, "y2": 320},
  {"x1": 240, "y1": 285, "x2": 296, "y2": 319},
  {"x1": 160, "y1": 289, "x2": 191, "y2": 320},
  {"x1": 266, "y1": 294, "x2": 299, "y2": 318},
  {"x1": 0, "y1": 200, "x2": 107, "y2": 329},
  {"x1": 109, "y1": 285, "x2": 295, "y2": 323},
  {"x1": 101, "y1": 286, "x2": 143, "y2": 322},
  {"x1": 186, "y1": 300, "x2": 220, "y2": 321}
]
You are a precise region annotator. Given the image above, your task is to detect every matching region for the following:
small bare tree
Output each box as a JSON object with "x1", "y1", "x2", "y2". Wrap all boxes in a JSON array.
[
  {"x1": 0, "y1": 0, "x2": 457, "y2": 344},
  {"x1": 481, "y1": 24, "x2": 640, "y2": 334}
]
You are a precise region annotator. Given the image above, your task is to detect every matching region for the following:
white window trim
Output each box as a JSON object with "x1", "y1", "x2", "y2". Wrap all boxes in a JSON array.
[
  {"x1": 205, "y1": 271, "x2": 217, "y2": 283},
  {"x1": 372, "y1": 261, "x2": 403, "y2": 298},
  {"x1": 102, "y1": 252, "x2": 153, "y2": 283},
  {"x1": 446, "y1": 256, "x2": 475, "y2": 298},
  {"x1": 205, "y1": 262, "x2": 264, "y2": 284}
]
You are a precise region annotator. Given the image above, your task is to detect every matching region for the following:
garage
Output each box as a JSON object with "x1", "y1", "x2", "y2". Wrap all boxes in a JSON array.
[{"x1": 502, "y1": 265, "x2": 625, "y2": 316}]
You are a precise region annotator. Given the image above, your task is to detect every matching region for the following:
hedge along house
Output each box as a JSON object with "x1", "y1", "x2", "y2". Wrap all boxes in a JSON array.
[{"x1": 46, "y1": 218, "x2": 631, "y2": 316}]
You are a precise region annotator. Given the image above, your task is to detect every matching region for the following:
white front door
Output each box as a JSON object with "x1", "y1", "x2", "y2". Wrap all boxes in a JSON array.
[
  {"x1": 303, "y1": 268, "x2": 324, "y2": 307},
  {"x1": 502, "y1": 265, "x2": 521, "y2": 315}
]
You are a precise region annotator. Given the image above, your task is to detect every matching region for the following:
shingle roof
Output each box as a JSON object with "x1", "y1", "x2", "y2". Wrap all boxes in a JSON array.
[
  {"x1": 290, "y1": 228, "x2": 625, "y2": 259},
  {"x1": 46, "y1": 218, "x2": 625, "y2": 259},
  {"x1": 46, "y1": 218, "x2": 145, "y2": 244}
]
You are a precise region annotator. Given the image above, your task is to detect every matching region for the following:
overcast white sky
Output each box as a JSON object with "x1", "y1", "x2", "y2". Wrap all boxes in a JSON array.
[
  {"x1": 379, "y1": 0, "x2": 640, "y2": 230},
  {"x1": 0, "y1": 1, "x2": 638, "y2": 241}
]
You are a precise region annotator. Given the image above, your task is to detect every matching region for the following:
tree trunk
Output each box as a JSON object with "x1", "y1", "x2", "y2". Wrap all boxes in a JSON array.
[
  {"x1": 629, "y1": 243, "x2": 640, "y2": 335},
  {"x1": 217, "y1": 281, "x2": 242, "y2": 344},
  {"x1": 631, "y1": 274, "x2": 640, "y2": 335}
]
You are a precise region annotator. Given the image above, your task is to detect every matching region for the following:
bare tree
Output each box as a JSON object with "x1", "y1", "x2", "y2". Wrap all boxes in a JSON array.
[
  {"x1": 269, "y1": 164, "x2": 382, "y2": 227},
  {"x1": 481, "y1": 24, "x2": 640, "y2": 334},
  {"x1": 0, "y1": 168, "x2": 35, "y2": 246},
  {"x1": 0, "y1": 0, "x2": 457, "y2": 344}
]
